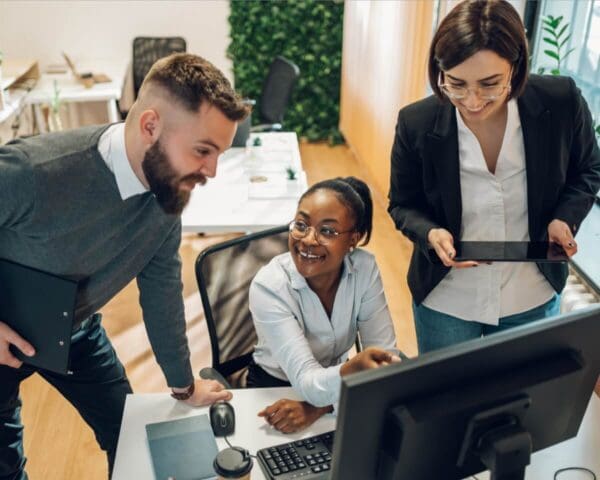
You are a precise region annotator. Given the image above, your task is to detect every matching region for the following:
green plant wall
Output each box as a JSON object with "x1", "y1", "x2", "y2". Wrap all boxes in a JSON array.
[{"x1": 228, "y1": 0, "x2": 344, "y2": 143}]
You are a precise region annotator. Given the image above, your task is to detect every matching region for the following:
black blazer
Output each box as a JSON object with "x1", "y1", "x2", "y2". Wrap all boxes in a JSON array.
[{"x1": 388, "y1": 75, "x2": 600, "y2": 305}]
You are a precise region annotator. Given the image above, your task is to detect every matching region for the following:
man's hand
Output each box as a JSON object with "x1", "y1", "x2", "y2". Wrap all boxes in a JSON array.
[
  {"x1": 427, "y1": 228, "x2": 478, "y2": 268},
  {"x1": 595, "y1": 375, "x2": 600, "y2": 398},
  {"x1": 340, "y1": 347, "x2": 401, "y2": 377},
  {"x1": 547, "y1": 219, "x2": 578, "y2": 257},
  {"x1": 0, "y1": 321, "x2": 35, "y2": 369},
  {"x1": 178, "y1": 378, "x2": 232, "y2": 407},
  {"x1": 258, "y1": 399, "x2": 332, "y2": 434}
]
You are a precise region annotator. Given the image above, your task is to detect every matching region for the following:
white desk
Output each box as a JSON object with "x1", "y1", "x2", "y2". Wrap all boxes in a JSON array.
[
  {"x1": 25, "y1": 60, "x2": 126, "y2": 132},
  {"x1": 181, "y1": 132, "x2": 308, "y2": 233},
  {"x1": 112, "y1": 387, "x2": 335, "y2": 480},
  {"x1": 113, "y1": 388, "x2": 599, "y2": 480}
]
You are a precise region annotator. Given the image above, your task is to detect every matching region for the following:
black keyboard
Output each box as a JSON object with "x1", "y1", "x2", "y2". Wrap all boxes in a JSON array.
[{"x1": 257, "y1": 430, "x2": 335, "y2": 479}]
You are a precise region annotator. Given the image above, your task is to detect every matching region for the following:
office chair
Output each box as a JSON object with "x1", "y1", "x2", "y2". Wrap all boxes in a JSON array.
[
  {"x1": 232, "y1": 56, "x2": 300, "y2": 146},
  {"x1": 196, "y1": 225, "x2": 289, "y2": 388},
  {"x1": 132, "y1": 36, "x2": 187, "y2": 99}
]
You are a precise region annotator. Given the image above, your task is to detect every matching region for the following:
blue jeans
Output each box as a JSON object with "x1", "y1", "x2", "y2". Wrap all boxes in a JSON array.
[
  {"x1": 0, "y1": 314, "x2": 132, "y2": 480},
  {"x1": 413, "y1": 294, "x2": 561, "y2": 354}
]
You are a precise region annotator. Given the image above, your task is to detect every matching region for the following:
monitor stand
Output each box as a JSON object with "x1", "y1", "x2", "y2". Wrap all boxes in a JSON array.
[{"x1": 458, "y1": 396, "x2": 532, "y2": 480}]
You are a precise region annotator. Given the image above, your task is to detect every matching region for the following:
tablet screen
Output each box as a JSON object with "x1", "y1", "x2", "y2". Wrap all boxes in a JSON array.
[{"x1": 454, "y1": 241, "x2": 568, "y2": 262}]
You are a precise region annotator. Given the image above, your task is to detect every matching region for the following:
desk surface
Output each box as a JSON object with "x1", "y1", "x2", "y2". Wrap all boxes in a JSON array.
[
  {"x1": 24, "y1": 60, "x2": 125, "y2": 105},
  {"x1": 113, "y1": 388, "x2": 599, "y2": 480},
  {"x1": 181, "y1": 132, "x2": 308, "y2": 233},
  {"x1": 113, "y1": 387, "x2": 335, "y2": 480}
]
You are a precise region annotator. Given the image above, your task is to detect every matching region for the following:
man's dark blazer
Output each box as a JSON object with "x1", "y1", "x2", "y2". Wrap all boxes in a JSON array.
[{"x1": 388, "y1": 74, "x2": 600, "y2": 305}]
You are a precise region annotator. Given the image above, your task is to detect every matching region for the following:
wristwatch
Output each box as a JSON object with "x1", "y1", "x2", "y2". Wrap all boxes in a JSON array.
[{"x1": 170, "y1": 382, "x2": 195, "y2": 400}]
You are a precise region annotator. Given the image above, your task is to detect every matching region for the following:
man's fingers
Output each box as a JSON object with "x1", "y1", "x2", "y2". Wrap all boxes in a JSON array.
[
  {"x1": 210, "y1": 380, "x2": 225, "y2": 392},
  {"x1": 203, "y1": 389, "x2": 232, "y2": 404},
  {"x1": 4, "y1": 329, "x2": 35, "y2": 357},
  {"x1": 0, "y1": 350, "x2": 23, "y2": 369}
]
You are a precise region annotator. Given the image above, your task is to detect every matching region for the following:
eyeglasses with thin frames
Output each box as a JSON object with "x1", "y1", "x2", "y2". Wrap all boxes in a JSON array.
[
  {"x1": 438, "y1": 69, "x2": 513, "y2": 101},
  {"x1": 288, "y1": 220, "x2": 355, "y2": 245}
]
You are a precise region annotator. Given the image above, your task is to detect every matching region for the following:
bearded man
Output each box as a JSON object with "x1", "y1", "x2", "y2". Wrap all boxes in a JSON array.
[{"x1": 0, "y1": 53, "x2": 249, "y2": 480}]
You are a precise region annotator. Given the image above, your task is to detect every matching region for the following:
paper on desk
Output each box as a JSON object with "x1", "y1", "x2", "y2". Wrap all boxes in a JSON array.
[{"x1": 248, "y1": 174, "x2": 304, "y2": 199}]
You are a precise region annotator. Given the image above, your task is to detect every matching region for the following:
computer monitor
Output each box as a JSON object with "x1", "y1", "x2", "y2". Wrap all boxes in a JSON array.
[{"x1": 332, "y1": 305, "x2": 600, "y2": 480}]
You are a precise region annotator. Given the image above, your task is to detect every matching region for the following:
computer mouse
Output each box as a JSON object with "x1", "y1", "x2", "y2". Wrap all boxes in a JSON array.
[{"x1": 210, "y1": 401, "x2": 235, "y2": 437}]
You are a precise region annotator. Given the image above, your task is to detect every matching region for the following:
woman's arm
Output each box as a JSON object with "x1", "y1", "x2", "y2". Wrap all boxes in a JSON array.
[
  {"x1": 388, "y1": 110, "x2": 440, "y2": 258},
  {"x1": 355, "y1": 257, "x2": 398, "y2": 354},
  {"x1": 250, "y1": 281, "x2": 343, "y2": 408},
  {"x1": 551, "y1": 78, "x2": 600, "y2": 235}
]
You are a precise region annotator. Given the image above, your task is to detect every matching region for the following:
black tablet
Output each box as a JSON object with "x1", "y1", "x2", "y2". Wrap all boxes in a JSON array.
[{"x1": 454, "y1": 241, "x2": 569, "y2": 263}]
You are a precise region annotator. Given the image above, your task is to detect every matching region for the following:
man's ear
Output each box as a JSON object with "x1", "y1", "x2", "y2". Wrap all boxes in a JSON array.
[
  {"x1": 350, "y1": 231, "x2": 361, "y2": 248},
  {"x1": 139, "y1": 109, "x2": 160, "y2": 146}
]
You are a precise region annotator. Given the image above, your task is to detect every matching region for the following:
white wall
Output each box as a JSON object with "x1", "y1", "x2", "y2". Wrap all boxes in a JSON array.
[{"x1": 0, "y1": 0, "x2": 232, "y2": 80}]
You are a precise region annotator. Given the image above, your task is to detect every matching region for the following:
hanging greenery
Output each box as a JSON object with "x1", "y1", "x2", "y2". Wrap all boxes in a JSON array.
[{"x1": 228, "y1": 0, "x2": 344, "y2": 144}]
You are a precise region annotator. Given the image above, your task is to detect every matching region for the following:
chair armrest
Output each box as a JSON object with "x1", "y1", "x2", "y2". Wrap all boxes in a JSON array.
[{"x1": 199, "y1": 367, "x2": 232, "y2": 389}]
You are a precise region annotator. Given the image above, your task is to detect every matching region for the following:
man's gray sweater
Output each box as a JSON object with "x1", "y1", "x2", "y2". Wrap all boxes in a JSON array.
[{"x1": 0, "y1": 125, "x2": 193, "y2": 387}]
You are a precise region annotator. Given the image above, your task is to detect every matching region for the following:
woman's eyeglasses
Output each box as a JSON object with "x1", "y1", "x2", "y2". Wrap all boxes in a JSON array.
[
  {"x1": 288, "y1": 220, "x2": 355, "y2": 245},
  {"x1": 438, "y1": 70, "x2": 512, "y2": 101}
]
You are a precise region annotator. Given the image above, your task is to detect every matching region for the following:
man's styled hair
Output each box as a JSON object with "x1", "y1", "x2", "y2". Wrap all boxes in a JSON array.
[
  {"x1": 428, "y1": 0, "x2": 529, "y2": 101},
  {"x1": 141, "y1": 53, "x2": 250, "y2": 121}
]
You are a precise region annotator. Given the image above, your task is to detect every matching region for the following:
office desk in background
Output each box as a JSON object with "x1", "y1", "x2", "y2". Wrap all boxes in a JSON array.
[
  {"x1": 181, "y1": 132, "x2": 308, "y2": 233},
  {"x1": 25, "y1": 60, "x2": 126, "y2": 132},
  {"x1": 113, "y1": 387, "x2": 600, "y2": 480}
]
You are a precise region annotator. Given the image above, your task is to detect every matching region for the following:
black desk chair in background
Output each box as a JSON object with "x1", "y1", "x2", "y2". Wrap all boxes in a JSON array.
[
  {"x1": 232, "y1": 56, "x2": 300, "y2": 147},
  {"x1": 196, "y1": 225, "x2": 290, "y2": 388},
  {"x1": 132, "y1": 36, "x2": 187, "y2": 99}
]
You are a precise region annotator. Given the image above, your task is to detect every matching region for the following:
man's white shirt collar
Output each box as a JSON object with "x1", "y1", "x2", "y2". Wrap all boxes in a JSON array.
[{"x1": 98, "y1": 123, "x2": 148, "y2": 200}]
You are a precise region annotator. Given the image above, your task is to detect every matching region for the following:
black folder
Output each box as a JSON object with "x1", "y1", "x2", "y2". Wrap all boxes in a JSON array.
[{"x1": 0, "y1": 258, "x2": 77, "y2": 374}]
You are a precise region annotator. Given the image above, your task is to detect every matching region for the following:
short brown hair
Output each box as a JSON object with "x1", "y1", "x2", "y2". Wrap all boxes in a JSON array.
[
  {"x1": 141, "y1": 53, "x2": 250, "y2": 121},
  {"x1": 428, "y1": 0, "x2": 529, "y2": 100}
]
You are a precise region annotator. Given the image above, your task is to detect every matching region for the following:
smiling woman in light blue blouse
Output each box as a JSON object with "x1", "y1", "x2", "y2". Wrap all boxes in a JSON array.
[{"x1": 248, "y1": 176, "x2": 400, "y2": 434}]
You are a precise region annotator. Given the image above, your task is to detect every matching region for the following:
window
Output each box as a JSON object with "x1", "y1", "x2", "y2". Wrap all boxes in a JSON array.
[{"x1": 530, "y1": 0, "x2": 600, "y2": 125}]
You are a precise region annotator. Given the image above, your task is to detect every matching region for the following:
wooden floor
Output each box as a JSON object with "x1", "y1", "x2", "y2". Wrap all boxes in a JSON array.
[{"x1": 18, "y1": 142, "x2": 417, "y2": 479}]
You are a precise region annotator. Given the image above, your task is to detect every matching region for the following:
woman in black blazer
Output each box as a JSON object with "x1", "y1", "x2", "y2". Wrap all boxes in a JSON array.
[{"x1": 388, "y1": 0, "x2": 600, "y2": 353}]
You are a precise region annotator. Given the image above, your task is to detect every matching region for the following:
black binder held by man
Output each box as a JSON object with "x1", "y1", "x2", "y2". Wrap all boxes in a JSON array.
[{"x1": 0, "y1": 259, "x2": 77, "y2": 374}]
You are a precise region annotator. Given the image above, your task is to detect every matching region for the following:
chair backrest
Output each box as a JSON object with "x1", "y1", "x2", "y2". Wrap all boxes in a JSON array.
[
  {"x1": 132, "y1": 36, "x2": 187, "y2": 98},
  {"x1": 259, "y1": 56, "x2": 300, "y2": 125},
  {"x1": 195, "y1": 225, "x2": 289, "y2": 387}
]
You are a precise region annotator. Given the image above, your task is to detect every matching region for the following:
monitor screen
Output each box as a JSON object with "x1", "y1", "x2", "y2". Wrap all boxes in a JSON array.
[{"x1": 332, "y1": 306, "x2": 600, "y2": 480}]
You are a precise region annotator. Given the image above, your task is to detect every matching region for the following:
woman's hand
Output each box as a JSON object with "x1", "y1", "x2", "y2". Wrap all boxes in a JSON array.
[
  {"x1": 340, "y1": 347, "x2": 401, "y2": 377},
  {"x1": 258, "y1": 399, "x2": 332, "y2": 433},
  {"x1": 427, "y1": 228, "x2": 478, "y2": 268},
  {"x1": 547, "y1": 219, "x2": 578, "y2": 257}
]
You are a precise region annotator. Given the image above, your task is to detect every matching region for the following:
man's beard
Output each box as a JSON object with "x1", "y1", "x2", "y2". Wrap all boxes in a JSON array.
[{"x1": 141, "y1": 138, "x2": 207, "y2": 215}]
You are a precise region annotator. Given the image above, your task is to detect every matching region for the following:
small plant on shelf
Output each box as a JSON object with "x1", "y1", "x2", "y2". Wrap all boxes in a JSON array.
[{"x1": 286, "y1": 166, "x2": 297, "y2": 181}]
